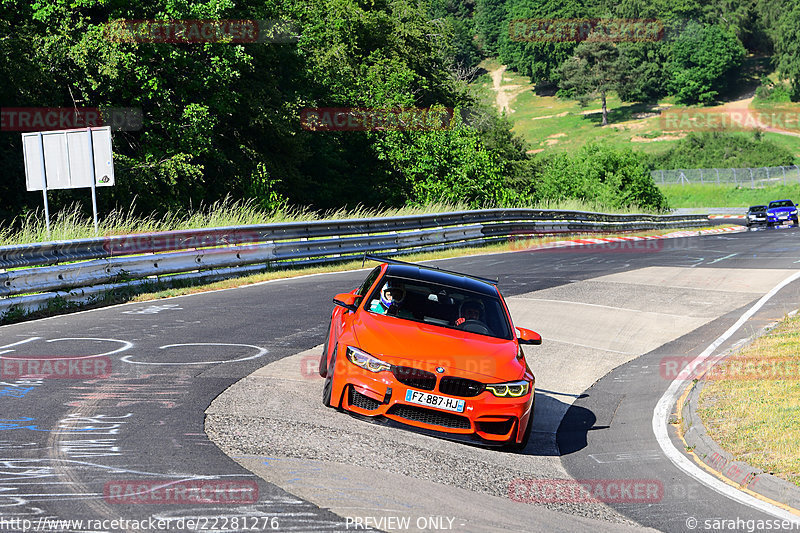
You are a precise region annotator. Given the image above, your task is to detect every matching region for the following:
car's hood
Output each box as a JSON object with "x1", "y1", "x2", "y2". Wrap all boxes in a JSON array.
[
  {"x1": 352, "y1": 312, "x2": 524, "y2": 382},
  {"x1": 767, "y1": 207, "x2": 796, "y2": 214}
]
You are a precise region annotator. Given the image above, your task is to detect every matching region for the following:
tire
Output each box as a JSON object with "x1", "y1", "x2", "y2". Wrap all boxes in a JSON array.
[
  {"x1": 319, "y1": 322, "x2": 331, "y2": 378},
  {"x1": 322, "y1": 345, "x2": 338, "y2": 408}
]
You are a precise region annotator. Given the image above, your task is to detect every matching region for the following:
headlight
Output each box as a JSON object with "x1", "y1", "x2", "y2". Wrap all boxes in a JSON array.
[
  {"x1": 346, "y1": 346, "x2": 391, "y2": 373},
  {"x1": 485, "y1": 380, "x2": 531, "y2": 397},
  {"x1": 791, "y1": 209, "x2": 798, "y2": 215}
]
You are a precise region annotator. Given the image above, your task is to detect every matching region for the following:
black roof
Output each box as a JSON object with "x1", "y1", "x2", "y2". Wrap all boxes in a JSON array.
[{"x1": 383, "y1": 263, "x2": 499, "y2": 298}]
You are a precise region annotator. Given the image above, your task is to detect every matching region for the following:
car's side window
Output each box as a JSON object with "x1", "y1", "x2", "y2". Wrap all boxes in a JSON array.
[{"x1": 355, "y1": 267, "x2": 381, "y2": 307}]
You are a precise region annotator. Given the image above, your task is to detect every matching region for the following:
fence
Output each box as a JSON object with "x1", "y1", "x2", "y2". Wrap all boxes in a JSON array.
[
  {"x1": 0, "y1": 209, "x2": 711, "y2": 320},
  {"x1": 652, "y1": 166, "x2": 800, "y2": 187}
]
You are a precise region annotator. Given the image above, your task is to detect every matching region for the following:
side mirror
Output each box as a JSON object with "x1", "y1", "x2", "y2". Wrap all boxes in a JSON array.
[
  {"x1": 516, "y1": 327, "x2": 542, "y2": 345},
  {"x1": 333, "y1": 293, "x2": 359, "y2": 312}
]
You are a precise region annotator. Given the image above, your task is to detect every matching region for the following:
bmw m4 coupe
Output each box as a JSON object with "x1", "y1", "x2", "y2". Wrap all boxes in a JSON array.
[{"x1": 320, "y1": 256, "x2": 541, "y2": 449}]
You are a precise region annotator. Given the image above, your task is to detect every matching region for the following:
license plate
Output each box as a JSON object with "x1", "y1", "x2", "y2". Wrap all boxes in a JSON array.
[{"x1": 405, "y1": 390, "x2": 465, "y2": 413}]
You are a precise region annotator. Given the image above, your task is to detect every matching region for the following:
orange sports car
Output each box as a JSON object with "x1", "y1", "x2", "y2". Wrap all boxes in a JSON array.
[{"x1": 320, "y1": 256, "x2": 540, "y2": 449}]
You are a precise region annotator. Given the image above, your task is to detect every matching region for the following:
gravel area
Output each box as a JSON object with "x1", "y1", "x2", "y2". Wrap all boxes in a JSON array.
[{"x1": 205, "y1": 350, "x2": 643, "y2": 527}]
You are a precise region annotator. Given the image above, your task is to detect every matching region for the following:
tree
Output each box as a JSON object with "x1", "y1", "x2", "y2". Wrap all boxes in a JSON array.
[
  {"x1": 647, "y1": 131, "x2": 796, "y2": 169},
  {"x1": 774, "y1": 3, "x2": 800, "y2": 100},
  {"x1": 615, "y1": 42, "x2": 671, "y2": 103},
  {"x1": 666, "y1": 22, "x2": 746, "y2": 104},
  {"x1": 369, "y1": 112, "x2": 524, "y2": 208},
  {"x1": 533, "y1": 144, "x2": 669, "y2": 211},
  {"x1": 474, "y1": 0, "x2": 506, "y2": 56},
  {"x1": 497, "y1": 0, "x2": 594, "y2": 85},
  {"x1": 558, "y1": 40, "x2": 624, "y2": 126}
]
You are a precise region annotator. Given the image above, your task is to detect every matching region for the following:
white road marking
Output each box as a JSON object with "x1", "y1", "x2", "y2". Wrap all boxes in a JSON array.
[
  {"x1": 708, "y1": 253, "x2": 738, "y2": 264},
  {"x1": 121, "y1": 343, "x2": 268, "y2": 365},
  {"x1": 0, "y1": 337, "x2": 131, "y2": 360},
  {"x1": 652, "y1": 269, "x2": 800, "y2": 523},
  {"x1": 0, "y1": 337, "x2": 41, "y2": 355},
  {"x1": 588, "y1": 450, "x2": 662, "y2": 464},
  {"x1": 122, "y1": 303, "x2": 182, "y2": 315}
]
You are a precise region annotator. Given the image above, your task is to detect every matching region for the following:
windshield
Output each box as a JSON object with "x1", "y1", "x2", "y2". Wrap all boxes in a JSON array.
[
  {"x1": 748, "y1": 206, "x2": 766, "y2": 212},
  {"x1": 365, "y1": 275, "x2": 513, "y2": 340},
  {"x1": 768, "y1": 200, "x2": 794, "y2": 208}
]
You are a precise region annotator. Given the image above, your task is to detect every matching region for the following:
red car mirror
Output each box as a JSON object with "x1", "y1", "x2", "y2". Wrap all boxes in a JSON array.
[{"x1": 516, "y1": 327, "x2": 542, "y2": 345}]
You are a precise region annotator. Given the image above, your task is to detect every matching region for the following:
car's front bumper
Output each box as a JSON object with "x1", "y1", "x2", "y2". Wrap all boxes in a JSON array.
[{"x1": 335, "y1": 367, "x2": 534, "y2": 445}]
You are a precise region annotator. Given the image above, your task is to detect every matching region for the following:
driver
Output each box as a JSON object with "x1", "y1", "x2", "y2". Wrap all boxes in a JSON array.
[
  {"x1": 369, "y1": 281, "x2": 413, "y2": 318},
  {"x1": 455, "y1": 299, "x2": 483, "y2": 326}
]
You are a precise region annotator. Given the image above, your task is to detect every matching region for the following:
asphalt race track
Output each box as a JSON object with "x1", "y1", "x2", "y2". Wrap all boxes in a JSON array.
[{"x1": 2, "y1": 225, "x2": 800, "y2": 532}]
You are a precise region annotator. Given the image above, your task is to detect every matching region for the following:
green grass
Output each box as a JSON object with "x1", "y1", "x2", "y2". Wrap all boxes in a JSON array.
[
  {"x1": 697, "y1": 313, "x2": 800, "y2": 488},
  {"x1": 474, "y1": 59, "x2": 800, "y2": 161},
  {"x1": 474, "y1": 59, "x2": 685, "y2": 156},
  {"x1": 659, "y1": 183, "x2": 800, "y2": 208},
  {"x1": 0, "y1": 197, "x2": 663, "y2": 247}
]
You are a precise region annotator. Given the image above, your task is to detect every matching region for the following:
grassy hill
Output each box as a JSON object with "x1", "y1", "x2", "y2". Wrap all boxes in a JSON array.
[{"x1": 473, "y1": 59, "x2": 800, "y2": 162}]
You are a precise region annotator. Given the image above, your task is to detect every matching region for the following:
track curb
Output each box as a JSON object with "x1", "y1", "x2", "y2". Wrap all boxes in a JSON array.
[
  {"x1": 677, "y1": 316, "x2": 800, "y2": 515},
  {"x1": 520, "y1": 225, "x2": 745, "y2": 251}
]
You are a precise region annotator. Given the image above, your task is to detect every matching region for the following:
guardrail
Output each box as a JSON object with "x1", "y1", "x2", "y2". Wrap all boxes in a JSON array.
[{"x1": 0, "y1": 209, "x2": 711, "y2": 320}]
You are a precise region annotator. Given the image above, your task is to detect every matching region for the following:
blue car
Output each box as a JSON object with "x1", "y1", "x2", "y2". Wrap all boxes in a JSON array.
[{"x1": 766, "y1": 199, "x2": 799, "y2": 227}]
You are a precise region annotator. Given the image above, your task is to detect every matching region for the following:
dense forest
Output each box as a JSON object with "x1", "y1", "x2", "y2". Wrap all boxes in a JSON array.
[{"x1": 1, "y1": 0, "x2": 798, "y2": 224}]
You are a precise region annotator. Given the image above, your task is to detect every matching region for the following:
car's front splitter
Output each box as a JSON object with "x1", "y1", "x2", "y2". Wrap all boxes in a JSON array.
[{"x1": 343, "y1": 409, "x2": 514, "y2": 448}]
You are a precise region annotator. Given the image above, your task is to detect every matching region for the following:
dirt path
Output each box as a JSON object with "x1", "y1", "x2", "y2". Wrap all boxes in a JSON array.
[
  {"x1": 693, "y1": 93, "x2": 800, "y2": 138},
  {"x1": 489, "y1": 65, "x2": 529, "y2": 114}
]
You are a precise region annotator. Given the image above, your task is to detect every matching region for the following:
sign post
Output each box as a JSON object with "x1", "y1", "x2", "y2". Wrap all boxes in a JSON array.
[
  {"x1": 37, "y1": 132, "x2": 51, "y2": 236},
  {"x1": 86, "y1": 127, "x2": 99, "y2": 234}
]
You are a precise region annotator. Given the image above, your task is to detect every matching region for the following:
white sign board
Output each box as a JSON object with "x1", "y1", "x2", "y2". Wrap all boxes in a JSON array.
[{"x1": 22, "y1": 127, "x2": 114, "y2": 191}]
